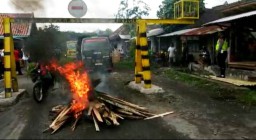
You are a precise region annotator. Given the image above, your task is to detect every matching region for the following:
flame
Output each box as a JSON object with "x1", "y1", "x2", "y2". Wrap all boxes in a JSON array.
[{"x1": 49, "y1": 60, "x2": 91, "y2": 118}]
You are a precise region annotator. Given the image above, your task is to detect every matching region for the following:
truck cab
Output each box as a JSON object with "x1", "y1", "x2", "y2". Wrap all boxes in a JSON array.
[{"x1": 81, "y1": 37, "x2": 113, "y2": 72}]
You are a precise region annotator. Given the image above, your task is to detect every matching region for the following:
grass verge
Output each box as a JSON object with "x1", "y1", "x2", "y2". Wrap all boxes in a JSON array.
[
  {"x1": 113, "y1": 58, "x2": 134, "y2": 71},
  {"x1": 164, "y1": 69, "x2": 256, "y2": 106}
]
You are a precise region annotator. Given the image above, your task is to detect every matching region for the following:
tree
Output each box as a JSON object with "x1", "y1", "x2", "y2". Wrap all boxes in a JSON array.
[
  {"x1": 25, "y1": 24, "x2": 68, "y2": 62},
  {"x1": 157, "y1": 0, "x2": 205, "y2": 32},
  {"x1": 62, "y1": 31, "x2": 85, "y2": 41},
  {"x1": 105, "y1": 28, "x2": 113, "y2": 36},
  {"x1": 115, "y1": 0, "x2": 151, "y2": 36}
]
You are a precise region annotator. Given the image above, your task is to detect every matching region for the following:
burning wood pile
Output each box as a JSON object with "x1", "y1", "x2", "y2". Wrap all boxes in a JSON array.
[
  {"x1": 44, "y1": 92, "x2": 173, "y2": 134},
  {"x1": 44, "y1": 61, "x2": 173, "y2": 134}
]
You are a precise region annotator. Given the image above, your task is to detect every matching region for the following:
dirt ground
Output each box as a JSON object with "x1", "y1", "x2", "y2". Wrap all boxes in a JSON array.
[{"x1": 102, "y1": 67, "x2": 256, "y2": 139}]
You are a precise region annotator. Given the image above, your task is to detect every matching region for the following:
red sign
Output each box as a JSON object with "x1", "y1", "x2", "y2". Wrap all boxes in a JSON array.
[
  {"x1": 71, "y1": 6, "x2": 84, "y2": 10},
  {"x1": 68, "y1": 0, "x2": 87, "y2": 18},
  {"x1": 84, "y1": 38, "x2": 107, "y2": 43}
]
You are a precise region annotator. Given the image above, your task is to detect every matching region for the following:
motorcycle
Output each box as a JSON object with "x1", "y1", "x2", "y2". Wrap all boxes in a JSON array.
[
  {"x1": 199, "y1": 47, "x2": 211, "y2": 66},
  {"x1": 30, "y1": 66, "x2": 55, "y2": 103}
]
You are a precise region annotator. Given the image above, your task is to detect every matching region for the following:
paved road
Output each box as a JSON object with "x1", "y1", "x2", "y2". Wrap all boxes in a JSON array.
[
  {"x1": 1, "y1": 68, "x2": 255, "y2": 139},
  {"x1": 0, "y1": 73, "x2": 187, "y2": 139},
  {"x1": 0, "y1": 79, "x2": 4, "y2": 93}
]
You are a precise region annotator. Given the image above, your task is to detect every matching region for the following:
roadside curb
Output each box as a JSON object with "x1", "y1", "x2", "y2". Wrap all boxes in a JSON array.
[
  {"x1": 0, "y1": 89, "x2": 27, "y2": 107},
  {"x1": 128, "y1": 81, "x2": 165, "y2": 94}
]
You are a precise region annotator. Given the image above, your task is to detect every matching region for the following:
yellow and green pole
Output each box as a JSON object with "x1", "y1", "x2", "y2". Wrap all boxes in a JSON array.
[
  {"x1": 138, "y1": 20, "x2": 151, "y2": 88},
  {"x1": 3, "y1": 18, "x2": 13, "y2": 98},
  {"x1": 135, "y1": 24, "x2": 142, "y2": 83}
]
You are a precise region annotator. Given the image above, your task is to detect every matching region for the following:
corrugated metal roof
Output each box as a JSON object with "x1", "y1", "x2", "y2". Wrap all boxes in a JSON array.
[
  {"x1": 204, "y1": 10, "x2": 256, "y2": 26},
  {"x1": 119, "y1": 34, "x2": 131, "y2": 39},
  {"x1": 147, "y1": 28, "x2": 164, "y2": 37},
  {"x1": 183, "y1": 26, "x2": 227, "y2": 36},
  {"x1": 0, "y1": 13, "x2": 33, "y2": 37},
  {"x1": 158, "y1": 28, "x2": 198, "y2": 37}
]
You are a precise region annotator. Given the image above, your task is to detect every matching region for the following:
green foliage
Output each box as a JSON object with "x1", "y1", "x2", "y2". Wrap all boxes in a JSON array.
[
  {"x1": 94, "y1": 28, "x2": 114, "y2": 36},
  {"x1": 104, "y1": 28, "x2": 113, "y2": 36},
  {"x1": 114, "y1": 59, "x2": 134, "y2": 71},
  {"x1": 62, "y1": 31, "x2": 85, "y2": 41},
  {"x1": 115, "y1": 0, "x2": 150, "y2": 19},
  {"x1": 240, "y1": 91, "x2": 256, "y2": 106},
  {"x1": 129, "y1": 39, "x2": 136, "y2": 59},
  {"x1": 25, "y1": 24, "x2": 68, "y2": 63},
  {"x1": 157, "y1": 0, "x2": 205, "y2": 32},
  {"x1": 27, "y1": 62, "x2": 36, "y2": 73},
  {"x1": 115, "y1": 0, "x2": 151, "y2": 36}
]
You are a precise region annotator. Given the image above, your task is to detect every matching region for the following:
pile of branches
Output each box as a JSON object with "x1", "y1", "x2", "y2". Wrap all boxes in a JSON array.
[{"x1": 44, "y1": 92, "x2": 173, "y2": 134}]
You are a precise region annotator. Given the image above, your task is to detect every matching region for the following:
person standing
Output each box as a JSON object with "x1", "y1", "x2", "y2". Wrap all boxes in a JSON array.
[
  {"x1": 167, "y1": 43, "x2": 176, "y2": 67},
  {"x1": 215, "y1": 33, "x2": 228, "y2": 78},
  {"x1": 14, "y1": 47, "x2": 23, "y2": 75},
  {"x1": 21, "y1": 48, "x2": 29, "y2": 70}
]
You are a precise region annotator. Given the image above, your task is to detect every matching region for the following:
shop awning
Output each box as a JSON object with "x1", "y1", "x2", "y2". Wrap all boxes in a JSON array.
[
  {"x1": 147, "y1": 28, "x2": 164, "y2": 37},
  {"x1": 204, "y1": 10, "x2": 256, "y2": 26},
  {"x1": 158, "y1": 28, "x2": 198, "y2": 37},
  {"x1": 119, "y1": 34, "x2": 131, "y2": 40},
  {"x1": 183, "y1": 25, "x2": 227, "y2": 36}
]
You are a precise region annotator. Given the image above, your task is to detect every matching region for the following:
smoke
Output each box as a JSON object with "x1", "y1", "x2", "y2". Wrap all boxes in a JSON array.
[
  {"x1": 93, "y1": 72, "x2": 111, "y2": 93},
  {"x1": 9, "y1": 0, "x2": 45, "y2": 16}
]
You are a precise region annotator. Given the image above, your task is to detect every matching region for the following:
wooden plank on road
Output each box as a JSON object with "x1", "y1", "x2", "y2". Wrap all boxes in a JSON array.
[{"x1": 209, "y1": 75, "x2": 256, "y2": 87}]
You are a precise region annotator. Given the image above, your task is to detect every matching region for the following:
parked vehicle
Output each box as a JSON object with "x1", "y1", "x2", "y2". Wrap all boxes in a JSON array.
[
  {"x1": 30, "y1": 65, "x2": 55, "y2": 103},
  {"x1": 81, "y1": 37, "x2": 113, "y2": 72}
]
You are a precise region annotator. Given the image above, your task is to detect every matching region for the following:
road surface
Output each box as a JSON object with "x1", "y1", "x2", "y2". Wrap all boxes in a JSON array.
[
  {"x1": 0, "y1": 72, "x2": 186, "y2": 139},
  {"x1": 0, "y1": 68, "x2": 256, "y2": 139}
]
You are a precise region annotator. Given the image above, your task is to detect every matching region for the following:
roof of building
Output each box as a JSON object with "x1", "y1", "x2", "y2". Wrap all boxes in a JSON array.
[
  {"x1": 0, "y1": 13, "x2": 34, "y2": 37},
  {"x1": 183, "y1": 25, "x2": 227, "y2": 36},
  {"x1": 204, "y1": 10, "x2": 256, "y2": 26},
  {"x1": 147, "y1": 28, "x2": 164, "y2": 37},
  {"x1": 213, "y1": 0, "x2": 256, "y2": 16},
  {"x1": 109, "y1": 24, "x2": 162, "y2": 40},
  {"x1": 158, "y1": 28, "x2": 198, "y2": 37},
  {"x1": 187, "y1": 8, "x2": 223, "y2": 28}
]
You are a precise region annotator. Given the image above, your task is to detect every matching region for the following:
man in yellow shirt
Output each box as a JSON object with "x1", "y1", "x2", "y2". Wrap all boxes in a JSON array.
[{"x1": 215, "y1": 33, "x2": 228, "y2": 78}]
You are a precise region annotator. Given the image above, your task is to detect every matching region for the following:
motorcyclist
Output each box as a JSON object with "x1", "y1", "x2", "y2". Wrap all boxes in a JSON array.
[{"x1": 33, "y1": 61, "x2": 55, "y2": 91}]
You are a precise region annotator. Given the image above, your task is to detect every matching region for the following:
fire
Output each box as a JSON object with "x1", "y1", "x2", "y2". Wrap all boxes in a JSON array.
[{"x1": 49, "y1": 60, "x2": 91, "y2": 118}]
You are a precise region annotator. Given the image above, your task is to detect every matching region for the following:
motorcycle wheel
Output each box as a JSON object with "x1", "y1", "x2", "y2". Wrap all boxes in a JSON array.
[{"x1": 33, "y1": 82, "x2": 44, "y2": 103}]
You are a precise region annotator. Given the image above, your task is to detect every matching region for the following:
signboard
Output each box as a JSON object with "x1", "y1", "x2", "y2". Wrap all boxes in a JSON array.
[
  {"x1": 66, "y1": 41, "x2": 77, "y2": 58},
  {"x1": 68, "y1": 0, "x2": 87, "y2": 18}
]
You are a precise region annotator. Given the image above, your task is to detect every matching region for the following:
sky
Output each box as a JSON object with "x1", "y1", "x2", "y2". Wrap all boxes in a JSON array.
[{"x1": 0, "y1": 0, "x2": 239, "y2": 33}]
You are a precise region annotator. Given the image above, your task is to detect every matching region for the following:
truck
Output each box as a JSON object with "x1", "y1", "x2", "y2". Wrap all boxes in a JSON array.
[{"x1": 80, "y1": 37, "x2": 113, "y2": 72}]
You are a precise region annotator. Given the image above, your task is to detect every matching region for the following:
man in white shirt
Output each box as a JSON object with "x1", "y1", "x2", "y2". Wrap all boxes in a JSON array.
[{"x1": 167, "y1": 43, "x2": 176, "y2": 66}]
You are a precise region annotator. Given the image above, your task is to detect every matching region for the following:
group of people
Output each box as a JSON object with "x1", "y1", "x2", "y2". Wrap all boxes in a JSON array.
[
  {"x1": 151, "y1": 43, "x2": 181, "y2": 67},
  {"x1": 151, "y1": 32, "x2": 229, "y2": 78},
  {"x1": 167, "y1": 33, "x2": 229, "y2": 78},
  {"x1": 151, "y1": 50, "x2": 173, "y2": 67},
  {"x1": 0, "y1": 47, "x2": 30, "y2": 79}
]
